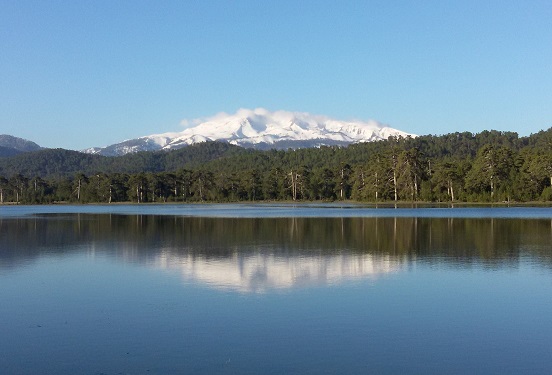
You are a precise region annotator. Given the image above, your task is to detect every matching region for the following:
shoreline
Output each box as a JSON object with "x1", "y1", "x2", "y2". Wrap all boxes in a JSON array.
[{"x1": 1, "y1": 200, "x2": 552, "y2": 208}]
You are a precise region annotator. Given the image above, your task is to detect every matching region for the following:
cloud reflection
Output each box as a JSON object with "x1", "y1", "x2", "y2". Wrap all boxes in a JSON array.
[{"x1": 153, "y1": 252, "x2": 401, "y2": 293}]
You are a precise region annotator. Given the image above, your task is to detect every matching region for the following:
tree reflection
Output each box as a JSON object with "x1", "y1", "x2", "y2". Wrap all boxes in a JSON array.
[{"x1": 1, "y1": 214, "x2": 552, "y2": 273}]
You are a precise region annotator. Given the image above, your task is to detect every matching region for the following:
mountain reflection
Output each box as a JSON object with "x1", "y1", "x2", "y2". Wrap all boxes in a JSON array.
[
  {"x1": 153, "y1": 252, "x2": 399, "y2": 292},
  {"x1": 1, "y1": 214, "x2": 552, "y2": 289}
]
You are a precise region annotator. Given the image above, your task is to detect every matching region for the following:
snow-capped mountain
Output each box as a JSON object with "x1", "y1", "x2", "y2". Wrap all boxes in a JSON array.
[{"x1": 84, "y1": 108, "x2": 414, "y2": 156}]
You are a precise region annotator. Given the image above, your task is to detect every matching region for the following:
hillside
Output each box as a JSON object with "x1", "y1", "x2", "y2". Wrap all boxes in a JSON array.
[
  {"x1": 0, "y1": 134, "x2": 42, "y2": 152},
  {"x1": 0, "y1": 128, "x2": 551, "y2": 204},
  {"x1": 0, "y1": 141, "x2": 246, "y2": 178}
]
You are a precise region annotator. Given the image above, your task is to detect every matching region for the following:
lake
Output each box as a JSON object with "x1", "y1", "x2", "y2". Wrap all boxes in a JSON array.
[{"x1": 1, "y1": 204, "x2": 552, "y2": 374}]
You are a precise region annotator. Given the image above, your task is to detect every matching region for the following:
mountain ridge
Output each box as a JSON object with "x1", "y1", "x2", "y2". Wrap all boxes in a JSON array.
[
  {"x1": 0, "y1": 134, "x2": 42, "y2": 156},
  {"x1": 84, "y1": 108, "x2": 414, "y2": 156}
]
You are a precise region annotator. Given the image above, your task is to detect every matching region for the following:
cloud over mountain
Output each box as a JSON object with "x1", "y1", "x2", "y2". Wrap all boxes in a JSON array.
[{"x1": 85, "y1": 108, "x2": 414, "y2": 156}]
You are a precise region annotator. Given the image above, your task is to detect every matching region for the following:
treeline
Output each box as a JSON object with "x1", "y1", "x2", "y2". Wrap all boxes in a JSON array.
[
  {"x1": 0, "y1": 142, "x2": 247, "y2": 177},
  {"x1": 0, "y1": 128, "x2": 551, "y2": 204}
]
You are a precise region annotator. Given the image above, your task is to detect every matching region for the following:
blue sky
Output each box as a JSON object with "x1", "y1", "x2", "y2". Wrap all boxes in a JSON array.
[{"x1": 1, "y1": 0, "x2": 551, "y2": 150}]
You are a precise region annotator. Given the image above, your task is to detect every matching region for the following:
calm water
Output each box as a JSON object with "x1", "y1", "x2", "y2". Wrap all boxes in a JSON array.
[{"x1": 1, "y1": 204, "x2": 552, "y2": 374}]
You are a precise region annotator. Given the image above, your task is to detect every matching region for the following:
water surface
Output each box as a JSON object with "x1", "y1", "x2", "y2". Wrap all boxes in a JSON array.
[{"x1": 1, "y1": 205, "x2": 551, "y2": 374}]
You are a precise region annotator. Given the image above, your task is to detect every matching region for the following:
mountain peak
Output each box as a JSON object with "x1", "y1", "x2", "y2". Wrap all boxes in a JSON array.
[
  {"x1": 85, "y1": 109, "x2": 415, "y2": 156},
  {"x1": 0, "y1": 134, "x2": 42, "y2": 153}
]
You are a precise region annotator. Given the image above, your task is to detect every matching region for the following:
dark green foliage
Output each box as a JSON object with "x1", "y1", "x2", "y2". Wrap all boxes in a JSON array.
[
  {"x1": 0, "y1": 146, "x2": 24, "y2": 158},
  {"x1": 0, "y1": 149, "x2": 105, "y2": 178},
  {"x1": 0, "y1": 142, "x2": 246, "y2": 178},
  {"x1": 0, "y1": 128, "x2": 551, "y2": 204}
]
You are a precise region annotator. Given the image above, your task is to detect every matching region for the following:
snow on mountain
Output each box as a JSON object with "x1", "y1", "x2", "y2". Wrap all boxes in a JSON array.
[{"x1": 84, "y1": 108, "x2": 415, "y2": 156}]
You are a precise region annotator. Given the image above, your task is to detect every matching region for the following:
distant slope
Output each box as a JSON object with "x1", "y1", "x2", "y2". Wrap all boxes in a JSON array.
[
  {"x1": 0, "y1": 134, "x2": 42, "y2": 158},
  {"x1": 0, "y1": 129, "x2": 550, "y2": 179},
  {"x1": 84, "y1": 108, "x2": 414, "y2": 156},
  {"x1": 0, "y1": 146, "x2": 24, "y2": 158},
  {"x1": 0, "y1": 149, "x2": 105, "y2": 178},
  {"x1": 0, "y1": 141, "x2": 246, "y2": 178},
  {"x1": 0, "y1": 134, "x2": 42, "y2": 152}
]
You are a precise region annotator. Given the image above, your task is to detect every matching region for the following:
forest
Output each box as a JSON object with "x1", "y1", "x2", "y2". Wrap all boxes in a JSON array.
[{"x1": 0, "y1": 128, "x2": 551, "y2": 204}]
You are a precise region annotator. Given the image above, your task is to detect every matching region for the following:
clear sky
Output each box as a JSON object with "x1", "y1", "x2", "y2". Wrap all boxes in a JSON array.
[{"x1": 1, "y1": 0, "x2": 551, "y2": 150}]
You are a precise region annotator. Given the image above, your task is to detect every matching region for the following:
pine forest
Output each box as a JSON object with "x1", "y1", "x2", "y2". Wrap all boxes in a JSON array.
[{"x1": 1, "y1": 128, "x2": 551, "y2": 205}]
